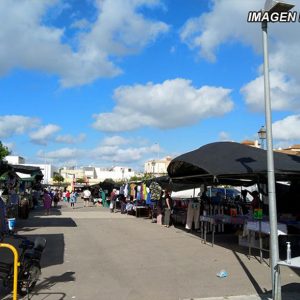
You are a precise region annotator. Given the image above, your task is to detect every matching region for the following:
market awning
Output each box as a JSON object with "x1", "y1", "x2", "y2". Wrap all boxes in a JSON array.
[
  {"x1": 145, "y1": 175, "x2": 203, "y2": 191},
  {"x1": 10, "y1": 165, "x2": 43, "y2": 176},
  {"x1": 167, "y1": 142, "x2": 300, "y2": 185}
]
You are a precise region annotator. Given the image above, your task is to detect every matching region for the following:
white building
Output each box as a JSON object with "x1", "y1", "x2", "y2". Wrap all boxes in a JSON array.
[
  {"x1": 4, "y1": 155, "x2": 25, "y2": 165},
  {"x1": 23, "y1": 164, "x2": 58, "y2": 184},
  {"x1": 4, "y1": 156, "x2": 57, "y2": 184},
  {"x1": 95, "y1": 166, "x2": 135, "y2": 182},
  {"x1": 83, "y1": 167, "x2": 97, "y2": 180},
  {"x1": 144, "y1": 156, "x2": 172, "y2": 176},
  {"x1": 59, "y1": 166, "x2": 135, "y2": 184}
]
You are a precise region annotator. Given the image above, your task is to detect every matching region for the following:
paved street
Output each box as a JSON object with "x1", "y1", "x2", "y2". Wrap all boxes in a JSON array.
[{"x1": 1, "y1": 200, "x2": 300, "y2": 300}]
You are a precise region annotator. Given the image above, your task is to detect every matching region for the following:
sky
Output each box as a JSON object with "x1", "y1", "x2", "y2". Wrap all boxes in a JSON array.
[{"x1": 1, "y1": 0, "x2": 300, "y2": 172}]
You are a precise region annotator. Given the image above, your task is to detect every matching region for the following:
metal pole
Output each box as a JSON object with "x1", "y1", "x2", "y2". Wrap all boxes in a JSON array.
[{"x1": 262, "y1": 20, "x2": 281, "y2": 300}]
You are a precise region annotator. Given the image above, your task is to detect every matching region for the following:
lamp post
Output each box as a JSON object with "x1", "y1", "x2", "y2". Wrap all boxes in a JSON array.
[
  {"x1": 151, "y1": 160, "x2": 156, "y2": 177},
  {"x1": 261, "y1": 1, "x2": 294, "y2": 299},
  {"x1": 121, "y1": 168, "x2": 125, "y2": 182},
  {"x1": 258, "y1": 125, "x2": 267, "y2": 149},
  {"x1": 155, "y1": 142, "x2": 160, "y2": 160}
]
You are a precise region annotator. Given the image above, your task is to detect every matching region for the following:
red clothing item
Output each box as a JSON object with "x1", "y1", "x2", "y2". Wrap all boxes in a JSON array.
[{"x1": 110, "y1": 191, "x2": 116, "y2": 201}]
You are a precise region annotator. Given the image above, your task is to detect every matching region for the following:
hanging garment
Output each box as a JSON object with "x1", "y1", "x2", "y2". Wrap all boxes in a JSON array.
[
  {"x1": 130, "y1": 184, "x2": 136, "y2": 198},
  {"x1": 146, "y1": 192, "x2": 152, "y2": 205},
  {"x1": 137, "y1": 184, "x2": 141, "y2": 200},
  {"x1": 124, "y1": 184, "x2": 129, "y2": 198},
  {"x1": 0, "y1": 197, "x2": 7, "y2": 233},
  {"x1": 149, "y1": 182, "x2": 162, "y2": 201},
  {"x1": 185, "y1": 200, "x2": 201, "y2": 230},
  {"x1": 142, "y1": 184, "x2": 147, "y2": 200},
  {"x1": 120, "y1": 185, "x2": 125, "y2": 195}
]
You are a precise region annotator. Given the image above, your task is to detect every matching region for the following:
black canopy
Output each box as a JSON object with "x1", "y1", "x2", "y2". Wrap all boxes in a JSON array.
[
  {"x1": 167, "y1": 142, "x2": 300, "y2": 185},
  {"x1": 11, "y1": 165, "x2": 43, "y2": 176},
  {"x1": 144, "y1": 175, "x2": 200, "y2": 191}
]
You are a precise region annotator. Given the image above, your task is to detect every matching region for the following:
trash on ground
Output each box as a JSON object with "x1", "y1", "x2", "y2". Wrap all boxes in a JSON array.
[{"x1": 216, "y1": 270, "x2": 228, "y2": 278}]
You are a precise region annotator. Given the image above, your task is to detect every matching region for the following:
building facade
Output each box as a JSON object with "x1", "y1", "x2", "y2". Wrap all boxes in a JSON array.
[
  {"x1": 60, "y1": 166, "x2": 135, "y2": 184},
  {"x1": 144, "y1": 156, "x2": 172, "y2": 176},
  {"x1": 23, "y1": 164, "x2": 58, "y2": 184},
  {"x1": 4, "y1": 155, "x2": 25, "y2": 165}
]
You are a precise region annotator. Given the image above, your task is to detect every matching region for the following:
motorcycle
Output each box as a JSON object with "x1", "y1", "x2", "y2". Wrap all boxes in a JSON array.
[{"x1": 0, "y1": 233, "x2": 46, "y2": 297}]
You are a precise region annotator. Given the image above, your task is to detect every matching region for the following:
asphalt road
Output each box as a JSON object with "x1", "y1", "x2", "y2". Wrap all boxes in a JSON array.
[{"x1": 1, "y1": 199, "x2": 299, "y2": 300}]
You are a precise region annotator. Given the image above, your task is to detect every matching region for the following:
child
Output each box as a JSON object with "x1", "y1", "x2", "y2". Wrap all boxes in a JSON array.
[{"x1": 70, "y1": 191, "x2": 77, "y2": 209}]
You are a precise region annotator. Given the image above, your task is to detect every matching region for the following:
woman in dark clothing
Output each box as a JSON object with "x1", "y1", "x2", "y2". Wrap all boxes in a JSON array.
[{"x1": 163, "y1": 190, "x2": 173, "y2": 227}]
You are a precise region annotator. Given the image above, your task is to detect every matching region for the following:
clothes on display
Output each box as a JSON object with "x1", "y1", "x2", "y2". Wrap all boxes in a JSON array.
[
  {"x1": 137, "y1": 185, "x2": 141, "y2": 200},
  {"x1": 0, "y1": 196, "x2": 7, "y2": 233},
  {"x1": 119, "y1": 184, "x2": 125, "y2": 195},
  {"x1": 185, "y1": 199, "x2": 201, "y2": 230},
  {"x1": 124, "y1": 184, "x2": 129, "y2": 198},
  {"x1": 149, "y1": 182, "x2": 162, "y2": 201},
  {"x1": 130, "y1": 183, "x2": 136, "y2": 198}
]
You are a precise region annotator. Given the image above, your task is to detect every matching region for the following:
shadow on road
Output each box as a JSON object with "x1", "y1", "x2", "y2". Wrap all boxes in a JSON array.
[
  {"x1": 18, "y1": 217, "x2": 77, "y2": 228},
  {"x1": 261, "y1": 282, "x2": 300, "y2": 300},
  {"x1": 33, "y1": 271, "x2": 75, "y2": 293},
  {"x1": 232, "y1": 250, "x2": 264, "y2": 294}
]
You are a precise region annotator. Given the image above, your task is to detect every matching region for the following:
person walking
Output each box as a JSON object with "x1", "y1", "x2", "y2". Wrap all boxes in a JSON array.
[
  {"x1": 53, "y1": 190, "x2": 60, "y2": 207},
  {"x1": 109, "y1": 189, "x2": 116, "y2": 213},
  {"x1": 83, "y1": 188, "x2": 91, "y2": 207},
  {"x1": 65, "y1": 190, "x2": 71, "y2": 203},
  {"x1": 70, "y1": 191, "x2": 77, "y2": 209},
  {"x1": 43, "y1": 189, "x2": 52, "y2": 215}
]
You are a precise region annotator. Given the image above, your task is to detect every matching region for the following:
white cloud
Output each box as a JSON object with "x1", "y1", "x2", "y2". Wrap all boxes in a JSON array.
[
  {"x1": 273, "y1": 115, "x2": 300, "y2": 141},
  {"x1": 180, "y1": 1, "x2": 262, "y2": 62},
  {"x1": 29, "y1": 124, "x2": 60, "y2": 145},
  {"x1": 55, "y1": 133, "x2": 86, "y2": 144},
  {"x1": 180, "y1": 0, "x2": 300, "y2": 112},
  {"x1": 0, "y1": 115, "x2": 39, "y2": 138},
  {"x1": 38, "y1": 147, "x2": 83, "y2": 160},
  {"x1": 102, "y1": 136, "x2": 129, "y2": 146},
  {"x1": 37, "y1": 141, "x2": 159, "y2": 164},
  {"x1": 2, "y1": 142, "x2": 15, "y2": 152},
  {"x1": 218, "y1": 131, "x2": 230, "y2": 141},
  {"x1": 92, "y1": 78, "x2": 233, "y2": 132},
  {"x1": 70, "y1": 18, "x2": 91, "y2": 30},
  {"x1": 91, "y1": 143, "x2": 159, "y2": 162},
  {"x1": 241, "y1": 71, "x2": 300, "y2": 112},
  {"x1": 0, "y1": 0, "x2": 169, "y2": 87}
]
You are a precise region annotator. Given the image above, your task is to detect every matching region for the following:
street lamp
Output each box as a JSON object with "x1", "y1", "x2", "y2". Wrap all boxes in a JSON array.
[
  {"x1": 261, "y1": 1, "x2": 294, "y2": 299},
  {"x1": 258, "y1": 125, "x2": 267, "y2": 149},
  {"x1": 151, "y1": 160, "x2": 156, "y2": 177},
  {"x1": 121, "y1": 168, "x2": 125, "y2": 181}
]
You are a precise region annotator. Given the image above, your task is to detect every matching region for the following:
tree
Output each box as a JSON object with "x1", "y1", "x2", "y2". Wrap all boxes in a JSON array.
[
  {"x1": 0, "y1": 141, "x2": 10, "y2": 160},
  {"x1": 53, "y1": 174, "x2": 64, "y2": 184},
  {"x1": 76, "y1": 178, "x2": 85, "y2": 184}
]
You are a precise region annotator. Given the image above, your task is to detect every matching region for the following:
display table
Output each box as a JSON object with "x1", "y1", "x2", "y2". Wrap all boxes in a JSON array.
[
  {"x1": 244, "y1": 221, "x2": 287, "y2": 263},
  {"x1": 277, "y1": 256, "x2": 300, "y2": 269},
  {"x1": 199, "y1": 215, "x2": 247, "y2": 246},
  {"x1": 134, "y1": 206, "x2": 148, "y2": 218}
]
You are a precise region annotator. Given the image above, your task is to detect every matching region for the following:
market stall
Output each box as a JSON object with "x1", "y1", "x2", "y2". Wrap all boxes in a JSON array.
[
  {"x1": 167, "y1": 142, "x2": 300, "y2": 257},
  {"x1": 0, "y1": 163, "x2": 43, "y2": 232}
]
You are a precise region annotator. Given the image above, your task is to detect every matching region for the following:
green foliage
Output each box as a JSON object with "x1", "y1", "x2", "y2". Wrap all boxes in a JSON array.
[
  {"x1": 53, "y1": 174, "x2": 64, "y2": 183},
  {"x1": 0, "y1": 141, "x2": 10, "y2": 160},
  {"x1": 75, "y1": 178, "x2": 85, "y2": 183},
  {"x1": 130, "y1": 173, "x2": 153, "y2": 182}
]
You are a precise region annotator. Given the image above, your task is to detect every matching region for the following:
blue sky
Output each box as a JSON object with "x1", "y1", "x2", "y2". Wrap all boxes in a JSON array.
[{"x1": 1, "y1": 0, "x2": 300, "y2": 171}]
